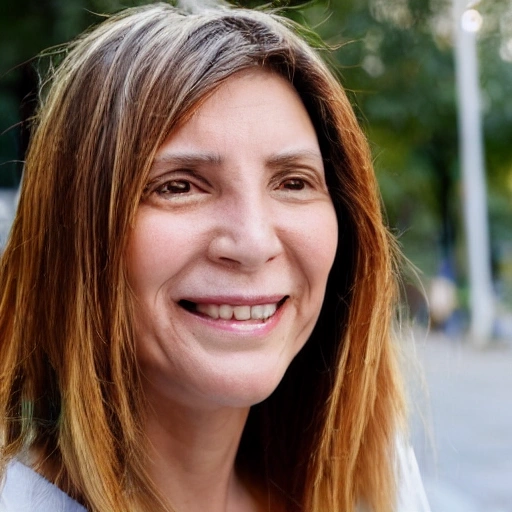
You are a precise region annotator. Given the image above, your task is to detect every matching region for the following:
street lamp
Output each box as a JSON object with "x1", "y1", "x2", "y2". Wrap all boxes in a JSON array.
[{"x1": 453, "y1": 0, "x2": 494, "y2": 345}]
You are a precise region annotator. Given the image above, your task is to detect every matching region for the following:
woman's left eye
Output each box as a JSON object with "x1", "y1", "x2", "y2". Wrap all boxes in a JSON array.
[
  {"x1": 272, "y1": 171, "x2": 328, "y2": 200},
  {"x1": 281, "y1": 178, "x2": 307, "y2": 191}
]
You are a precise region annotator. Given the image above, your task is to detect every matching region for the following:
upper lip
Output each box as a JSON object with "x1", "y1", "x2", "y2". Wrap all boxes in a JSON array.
[{"x1": 178, "y1": 295, "x2": 287, "y2": 306}]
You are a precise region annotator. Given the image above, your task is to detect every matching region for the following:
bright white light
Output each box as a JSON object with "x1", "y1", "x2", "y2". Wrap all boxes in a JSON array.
[{"x1": 461, "y1": 9, "x2": 483, "y2": 32}]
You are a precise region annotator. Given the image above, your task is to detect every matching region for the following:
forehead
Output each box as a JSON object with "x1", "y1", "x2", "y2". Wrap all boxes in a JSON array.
[{"x1": 154, "y1": 69, "x2": 320, "y2": 160}]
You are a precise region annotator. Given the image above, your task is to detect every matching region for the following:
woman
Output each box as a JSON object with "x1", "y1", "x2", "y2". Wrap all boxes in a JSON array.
[{"x1": 0, "y1": 3, "x2": 429, "y2": 511}]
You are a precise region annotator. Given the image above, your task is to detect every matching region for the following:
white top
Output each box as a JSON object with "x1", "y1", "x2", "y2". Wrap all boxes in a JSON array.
[
  {"x1": 0, "y1": 461, "x2": 85, "y2": 512},
  {"x1": 0, "y1": 446, "x2": 431, "y2": 512},
  {"x1": 394, "y1": 440, "x2": 432, "y2": 512}
]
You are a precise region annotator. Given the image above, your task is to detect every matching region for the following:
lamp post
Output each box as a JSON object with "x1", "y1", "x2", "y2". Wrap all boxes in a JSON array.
[{"x1": 453, "y1": 0, "x2": 494, "y2": 345}]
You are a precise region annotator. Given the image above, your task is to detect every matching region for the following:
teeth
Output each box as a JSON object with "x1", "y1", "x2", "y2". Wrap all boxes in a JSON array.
[
  {"x1": 195, "y1": 302, "x2": 279, "y2": 321},
  {"x1": 252, "y1": 304, "x2": 277, "y2": 320},
  {"x1": 251, "y1": 305, "x2": 265, "y2": 319},
  {"x1": 198, "y1": 304, "x2": 219, "y2": 319},
  {"x1": 233, "y1": 306, "x2": 251, "y2": 320},
  {"x1": 218, "y1": 305, "x2": 233, "y2": 320}
]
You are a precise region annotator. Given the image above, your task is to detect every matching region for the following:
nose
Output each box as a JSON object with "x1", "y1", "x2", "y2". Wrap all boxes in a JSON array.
[{"x1": 207, "y1": 193, "x2": 283, "y2": 270}]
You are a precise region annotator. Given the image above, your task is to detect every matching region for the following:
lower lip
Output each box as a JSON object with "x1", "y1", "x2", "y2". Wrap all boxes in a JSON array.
[{"x1": 180, "y1": 302, "x2": 287, "y2": 336}]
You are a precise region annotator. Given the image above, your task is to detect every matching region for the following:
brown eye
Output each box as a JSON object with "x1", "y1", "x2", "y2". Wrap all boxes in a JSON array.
[
  {"x1": 159, "y1": 180, "x2": 191, "y2": 194},
  {"x1": 282, "y1": 179, "x2": 306, "y2": 191}
]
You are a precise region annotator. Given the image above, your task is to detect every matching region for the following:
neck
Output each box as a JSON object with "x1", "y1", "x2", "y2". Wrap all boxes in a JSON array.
[{"x1": 144, "y1": 399, "x2": 263, "y2": 512}]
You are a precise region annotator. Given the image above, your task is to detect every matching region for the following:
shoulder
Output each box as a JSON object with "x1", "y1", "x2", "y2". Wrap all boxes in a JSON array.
[
  {"x1": 394, "y1": 438, "x2": 432, "y2": 512},
  {"x1": 356, "y1": 438, "x2": 432, "y2": 512},
  {"x1": 0, "y1": 460, "x2": 86, "y2": 512}
]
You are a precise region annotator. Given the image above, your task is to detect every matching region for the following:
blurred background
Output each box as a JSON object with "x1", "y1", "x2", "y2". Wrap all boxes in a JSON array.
[{"x1": 0, "y1": 0, "x2": 511, "y2": 510}]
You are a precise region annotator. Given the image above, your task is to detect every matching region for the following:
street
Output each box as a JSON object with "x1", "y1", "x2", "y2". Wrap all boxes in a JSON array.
[{"x1": 411, "y1": 332, "x2": 512, "y2": 512}]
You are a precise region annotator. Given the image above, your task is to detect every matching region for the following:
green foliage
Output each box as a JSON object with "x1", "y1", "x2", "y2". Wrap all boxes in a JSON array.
[{"x1": 301, "y1": 0, "x2": 512, "y2": 289}]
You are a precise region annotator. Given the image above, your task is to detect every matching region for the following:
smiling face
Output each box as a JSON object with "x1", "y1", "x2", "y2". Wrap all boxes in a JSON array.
[{"x1": 126, "y1": 69, "x2": 338, "y2": 411}]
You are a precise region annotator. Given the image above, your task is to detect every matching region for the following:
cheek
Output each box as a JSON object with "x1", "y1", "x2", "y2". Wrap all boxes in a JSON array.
[
  {"x1": 295, "y1": 204, "x2": 338, "y2": 286},
  {"x1": 126, "y1": 226, "x2": 166, "y2": 297},
  {"x1": 125, "y1": 210, "x2": 200, "y2": 294}
]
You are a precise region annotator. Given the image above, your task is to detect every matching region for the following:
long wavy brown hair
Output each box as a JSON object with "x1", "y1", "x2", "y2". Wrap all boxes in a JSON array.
[{"x1": 0, "y1": 3, "x2": 404, "y2": 511}]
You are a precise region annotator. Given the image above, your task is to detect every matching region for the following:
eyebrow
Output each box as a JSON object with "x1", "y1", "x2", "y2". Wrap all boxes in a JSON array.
[
  {"x1": 265, "y1": 149, "x2": 324, "y2": 169},
  {"x1": 150, "y1": 148, "x2": 324, "y2": 173},
  {"x1": 151, "y1": 152, "x2": 223, "y2": 169}
]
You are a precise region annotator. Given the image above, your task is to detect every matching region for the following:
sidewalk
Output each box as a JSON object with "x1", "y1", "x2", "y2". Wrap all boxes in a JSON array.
[{"x1": 410, "y1": 332, "x2": 512, "y2": 512}]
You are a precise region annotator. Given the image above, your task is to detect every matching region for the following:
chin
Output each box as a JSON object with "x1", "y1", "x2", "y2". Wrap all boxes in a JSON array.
[{"x1": 204, "y1": 362, "x2": 290, "y2": 409}]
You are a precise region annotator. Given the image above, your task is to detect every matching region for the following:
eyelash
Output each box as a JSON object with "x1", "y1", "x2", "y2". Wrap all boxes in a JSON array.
[
  {"x1": 279, "y1": 178, "x2": 307, "y2": 191},
  {"x1": 142, "y1": 176, "x2": 205, "y2": 202},
  {"x1": 156, "y1": 180, "x2": 193, "y2": 195},
  {"x1": 143, "y1": 172, "x2": 318, "y2": 203}
]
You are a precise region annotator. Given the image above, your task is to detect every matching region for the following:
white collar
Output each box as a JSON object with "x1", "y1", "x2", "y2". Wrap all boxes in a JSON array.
[{"x1": 0, "y1": 460, "x2": 86, "y2": 512}]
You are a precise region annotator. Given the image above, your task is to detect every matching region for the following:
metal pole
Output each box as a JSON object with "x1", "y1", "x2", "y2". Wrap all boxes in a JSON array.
[{"x1": 453, "y1": 0, "x2": 494, "y2": 345}]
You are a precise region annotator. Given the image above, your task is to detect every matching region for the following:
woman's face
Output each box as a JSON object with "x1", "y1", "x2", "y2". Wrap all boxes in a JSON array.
[{"x1": 127, "y1": 69, "x2": 338, "y2": 410}]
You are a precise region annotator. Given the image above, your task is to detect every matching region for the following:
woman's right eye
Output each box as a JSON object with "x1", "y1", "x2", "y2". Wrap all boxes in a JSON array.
[
  {"x1": 157, "y1": 180, "x2": 192, "y2": 195},
  {"x1": 142, "y1": 173, "x2": 209, "y2": 205}
]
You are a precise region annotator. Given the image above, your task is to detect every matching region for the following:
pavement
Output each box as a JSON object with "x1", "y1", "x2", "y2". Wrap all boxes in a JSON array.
[{"x1": 409, "y1": 331, "x2": 512, "y2": 512}]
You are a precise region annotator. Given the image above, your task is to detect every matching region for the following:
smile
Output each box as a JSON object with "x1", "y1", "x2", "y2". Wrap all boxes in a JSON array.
[{"x1": 179, "y1": 297, "x2": 288, "y2": 321}]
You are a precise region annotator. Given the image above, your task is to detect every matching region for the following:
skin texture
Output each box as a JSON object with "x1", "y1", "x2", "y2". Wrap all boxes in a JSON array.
[{"x1": 126, "y1": 69, "x2": 338, "y2": 511}]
